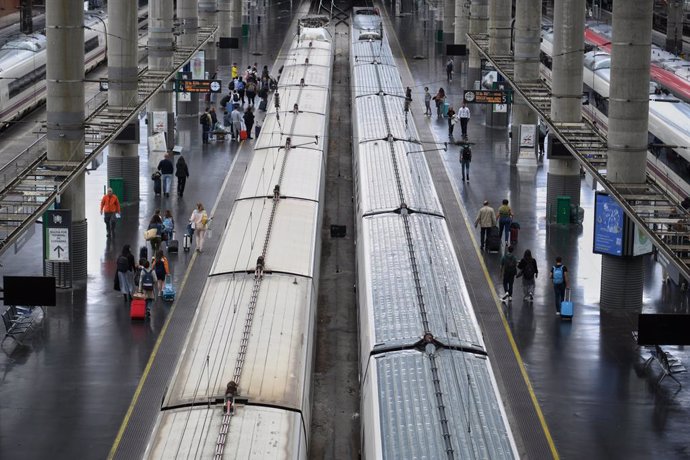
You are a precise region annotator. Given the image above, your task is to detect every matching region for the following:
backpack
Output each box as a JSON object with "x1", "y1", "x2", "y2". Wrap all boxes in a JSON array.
[
  {"x1": 117, "y1": 255, "x2": 129, "y2": 273},
  {"x1": 504, "y1": 255, "x2": 517, "y2": 275},
  {"x1": 232, "y1": 92, "x2": 240, "y2": 103},
  {"x1": 141, "y1": 270, "x2": 155, "y2": 291},
  {"x1": 201, "y1": 212, "x2": 209, "y2": 227},
  {"x1": 220, "y1": 94, "x2": 230, "y2": 108},
  {"x1": 553, "y1": 265, "x2": 564, "y2": 284},
  {"x1": 236, "y1": 81, "x2": 245, "y2": 91},
  {"x1": 163, "y1": 217, "x2": 174, "y2": 232},
  {"x1": 461, "y1": 146, "x2": 472, "y2": 162}
]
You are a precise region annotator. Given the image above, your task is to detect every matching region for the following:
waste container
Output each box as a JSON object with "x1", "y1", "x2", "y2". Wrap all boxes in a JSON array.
[
  {"x1": 556, "y1": 196, "x2": 571, "y2": 224},
  {"x1": 436, "y1": 29, "x2": 443, "y2": 42},
  {"x1": 109, "y1": 177, "x2": 125, "y2": 204},
  {"x1": 242, "y1": 24, "x2": 250, "y2": 37}
]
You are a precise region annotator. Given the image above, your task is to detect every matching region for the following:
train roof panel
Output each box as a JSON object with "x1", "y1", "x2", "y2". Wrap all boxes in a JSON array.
[
  {"x1": 255, "y1": 112, "x2": 326, "y2": 150},
  {"x1": 163, "y1": 274, "x2": 314, "y2": 409},
  {"x1": 352, "y1": 64, "x2": 404, "y2": 98},
  {"x1": 360, "y1": 214, "x2": 485, "y2": 350},
  {"x1": 355, "y1": 95, "x2": 409, "y2": 142},
  {"x1": 238, "y1": 146, "x2": 323, "y2": 202},
  {"x1": 146, "y1": 405, "x2": 304, "y2": 459},
  {"x1": 278, "y1": 86, "x2": 329, "y2": 114},
  {"x1": 352, "y1": 41, "x2": 396, "y2": 67},
  {"x1": 357, "y1": 140, "x2": 442, "y2": 215},
  {"x1": 368, "y1": 348, "x2": 517, "y2": 460}
]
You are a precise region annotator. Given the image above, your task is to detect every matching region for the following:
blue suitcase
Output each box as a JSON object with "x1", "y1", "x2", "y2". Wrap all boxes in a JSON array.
[
  {"x1": 442, "y1": 102, "x2": 450, "y2": 118},
  {"x1": 560, "y1": 289, "x2": 573, "y2": 319},
  {"x1": 162, "y1": 275, "x2": 176, "y2": 302}
]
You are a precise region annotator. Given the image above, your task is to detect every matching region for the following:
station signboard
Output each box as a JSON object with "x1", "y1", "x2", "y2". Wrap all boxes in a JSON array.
[
  {"x1": 43, "y1": 209, "x2": 71, "y2": 263},
  {"x1": 175, "y1": 79, "x2": 223, "y2": 93},
  {"x1": 463, "y1": 90, "x2": 512, "y2": 104}
]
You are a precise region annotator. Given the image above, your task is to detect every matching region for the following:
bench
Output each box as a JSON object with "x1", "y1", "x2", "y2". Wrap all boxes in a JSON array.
[
  {"x1": 633, "y1": 331, "x2": 687, "y2": 387},
  {"x1": 2, "y1": 308, "x2": 32, "y2": 343}
]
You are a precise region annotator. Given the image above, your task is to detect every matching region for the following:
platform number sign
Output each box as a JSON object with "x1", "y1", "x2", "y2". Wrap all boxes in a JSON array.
[
  {"x1": 44, "y1": 209, "x2": 71, "y2": 263},
  {"x1": 463, "y1": 90, "x2": 512, "y2": 104}
]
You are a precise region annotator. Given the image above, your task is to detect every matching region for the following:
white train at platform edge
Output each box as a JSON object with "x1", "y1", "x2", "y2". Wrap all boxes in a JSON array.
[
  {"x1": 540, "y1": 27, "x2": 690, "y2": 200},
  {"x1": 143, "y1": 16, "x2": 332, "y2": 459},
  {"x1": 352, "y1": 7, "x2": 518, "y2": 459}
]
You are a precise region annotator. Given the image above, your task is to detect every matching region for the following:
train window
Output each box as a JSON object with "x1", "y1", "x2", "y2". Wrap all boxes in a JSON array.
[
  {"x1": 85, "y1": 37, "x2": 99, "y2": 54},
  {"x1": 8, "y1": 64, "x2": 46, "y2": 99},
  {"x1": 539, "y1": 51, "x2": 552, "y2": 70}
]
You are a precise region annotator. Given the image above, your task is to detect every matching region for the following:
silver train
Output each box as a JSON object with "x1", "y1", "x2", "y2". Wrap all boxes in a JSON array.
[
  {"x1": 143, "y1": 17, "x2": 332, "y2": 459},
  {"x1": 351, "y1": 7, "x2": 518, "y2": 459}
]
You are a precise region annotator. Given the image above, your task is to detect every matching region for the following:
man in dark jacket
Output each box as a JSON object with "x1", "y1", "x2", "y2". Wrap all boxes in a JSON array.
[
  {"x1": 157, "y1": 152, "x2": 175, "y2": 198},
  {"x1": 200, "y1": 107, "x2": 212, "y2": 144}
]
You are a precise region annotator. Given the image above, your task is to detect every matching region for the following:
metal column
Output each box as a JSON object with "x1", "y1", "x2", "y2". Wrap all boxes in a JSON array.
[
  {"x1": 468, "y1": 0, "x2": 488, "y2": 84},
  {"x1": 601, "y1": 0, "x2": 653, "y2": 309},
  {"x1": 108, "y1": 0, "x2": 140, "y2": 204},
  {"x1": 147, "y1": 0, "x2": 174, "y2": 146},
  {"x1": 547, "y1": 0, "x2": 584, "y2": 218},
  {"x1": 510, "y1": 0, "x2": 541, "y2": 164},
  {"x1": 46, "y1": 0, "x2": 87, "y2": 284}
]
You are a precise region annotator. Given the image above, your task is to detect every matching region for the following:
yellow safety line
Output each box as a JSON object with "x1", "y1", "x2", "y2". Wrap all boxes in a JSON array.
[{"x1": 378, "y1": 4, "x2": 559, "y2": 458}]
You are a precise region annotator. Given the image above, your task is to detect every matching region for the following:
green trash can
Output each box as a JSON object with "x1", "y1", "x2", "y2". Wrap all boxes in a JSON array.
[
  {"x1": 436, "y1": 29, "x2": 443, "y2": 42},
  {"x1": 242, "y1": 23, "x2": 250, "y2": 37},
  {"x1": 109, "y1": 177, "x2": 125, "y2": 204},
  {"x1": 556, "y1": 196, "x2": 571, "y2": 225}
]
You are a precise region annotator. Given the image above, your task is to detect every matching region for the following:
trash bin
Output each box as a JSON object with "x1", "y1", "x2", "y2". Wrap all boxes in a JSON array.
[
  {"x1": 556, "y1": 196, "x2": 571, "y2": 224},
  {"x1": 436, "y1": 29, "x2": 443, "y2": 42},
  {"x1": 109, "y1": 177, "x2": 125, "y2": 204},
  {"x1": 242, "y1": 23, "x2": 250, "y2": 37}
]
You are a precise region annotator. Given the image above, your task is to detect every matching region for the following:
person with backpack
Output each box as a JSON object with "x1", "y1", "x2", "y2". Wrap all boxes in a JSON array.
[
  {"x1": 500, "y1": 245, "x2": 518, "y2": 302},
  {"x1": 236, "y1": 77, "x2": 246, "y2": 105},
  {"x1": 200, "y1": 107, "x2": 213, "y2": 144},
  {"x1": 116, "y1": 244, "x2": 136, "y2": 301},
  {"x1": 175, "y1": 156, "x2": 189, "y2": 198},
  {"x1": 550, "y1": 256, "x2": 569, "y2": 315},
  {"x1": 162, "y1": 210, "x2": 174, "y2": 242},
  {"x1": 246, "y1": 80, "x2": 257, "y2": 106},
  {"x1": 446, "y1": 58, "x2": 454, "y2": 81},
  {"x1": 138, "y1": 260, "x2": 158, "y2": 317},
  {"x1": 147, "y1": 213, "x2": 163, "y2": 254},
  {"x1": 152, "y1": 250, "x2": 170, "y2": 294},
  {"x1": 190, "y1": 202, "x2": 210, "y2": 253},
  {"x1": 496, "y1": 199, "x2": 513, "y2": 246},
  {"x1": 517, "y1": 249, "x2": 538, "y2": 302},
  {"x1": 460, "y1": 145, "x2": 471, "y2": 181}
]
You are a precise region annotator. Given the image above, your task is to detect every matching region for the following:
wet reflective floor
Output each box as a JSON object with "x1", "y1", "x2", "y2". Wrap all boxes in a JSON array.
[
  {"x1": 0, "y1": 3, "x2": 299, "y2": 458},
  {"x1": 384, "y1": 1, "x2": 690, "y2": 459}
]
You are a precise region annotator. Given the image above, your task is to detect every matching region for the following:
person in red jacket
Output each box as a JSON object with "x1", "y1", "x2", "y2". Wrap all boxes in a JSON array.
[{"x1": 100, "y1": 188, "x2": 121, "y2": 238}]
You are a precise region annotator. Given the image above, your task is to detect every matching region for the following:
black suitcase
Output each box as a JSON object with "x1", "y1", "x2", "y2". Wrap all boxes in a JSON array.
[
  {"x1": 487, "y1": 227, "x2": 501, "y2": 253},
  {"x1": 168, "y1": 240, "x2": 179, "y2": 253},
  {"x1": 153, "y1": 177, "x2": 161, "y2": 195},
  {"x1": 255, "y1": 125, "x2": 261, "y2": 138},
  {"x1": 259, "y1": 99, "x2": 268, "y2": 111}
]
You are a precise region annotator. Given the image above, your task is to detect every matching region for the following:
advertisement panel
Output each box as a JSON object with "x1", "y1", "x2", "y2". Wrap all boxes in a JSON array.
[{"x1": 593, "y1": 192, "x2": 624, "y2": 256}]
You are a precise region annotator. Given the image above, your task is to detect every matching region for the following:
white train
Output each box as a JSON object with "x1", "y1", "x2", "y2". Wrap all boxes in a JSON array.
[
  {"x1": 0, "y1": 12, "x2": 108, "y2": 127},
  {"x1": 351, "y1": 8, "x2": 518, "y2": 459},
  {"x1": 540, "y1": 27, "x2": 690, "y2": 200},
  {"x1": 143, "y1": 17, "x2": 332, "y2": 459}
]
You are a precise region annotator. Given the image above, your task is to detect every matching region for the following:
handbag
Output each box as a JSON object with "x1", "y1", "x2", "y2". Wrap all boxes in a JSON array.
[
  {"x1": 151, "y1": 171, "x2": 161, "y2": 181},
  {"x1": 144, "y1": 228, "x2": 158, "y2": 240}
]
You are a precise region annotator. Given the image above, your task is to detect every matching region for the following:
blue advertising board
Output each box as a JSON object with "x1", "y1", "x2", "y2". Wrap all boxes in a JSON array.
[{"x1": 593, "y1": 192, "x2": 624, "y2": 256}]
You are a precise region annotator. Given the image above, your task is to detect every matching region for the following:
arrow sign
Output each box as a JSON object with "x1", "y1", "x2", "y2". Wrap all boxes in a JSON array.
[
  {"x1": 53, "y1": 245, "x2": 65, "y2": 258},
  {"x1": 47, "y1": 228, "x2": 69, "y2": 262}
]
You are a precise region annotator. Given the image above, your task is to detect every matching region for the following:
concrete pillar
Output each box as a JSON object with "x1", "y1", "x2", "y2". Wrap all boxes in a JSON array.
[
  {"x1": 665, "y1": 0, "x2": 684, "y2": 55},
  {"x1": 177, "y1": 0, "x2": 199, "y2": 120},
  {"x1": 147, "y1": 0, "x2": 174, "y2": 146},
  {"x1": 217, "y1": 0, "x2": 232, "y2": 66},
  {"x1": 454, "y1": 0, "x2": 469, "y2": 50},
  {"x1": 488, "y1": 0, "x2": 511, "y2": 55},
  {"x1": 200, "y1": 0, "x2": 218, "y2": 77},
  {"x1": 108, "y1": 0, "x2": 139, "y2": 204},
  {"x1": 231, "y1": 0, "x2": 242, "y2": 44},
  {"x1": 602, "y1": 0, "x2": 653, "y2": 309},
  {"x1": 547, "y1": 0, "x2": 585, "y2": 218},
  {"x1": 444, "y1": 0, "x2": 455, "y2": 42},
  {"x1": 46, "y1": 0, "x2": 87, "y2": 284},
  {"x1": 468, "y1": 0, "x2": 488, "y2": 84},
  {"x1": 510, "y1": 0, "x2": 541, "y2": 164}
]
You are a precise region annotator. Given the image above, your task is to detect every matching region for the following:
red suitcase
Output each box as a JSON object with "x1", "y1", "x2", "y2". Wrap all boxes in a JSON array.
[{"x1": 130, "y1": 298, "x2": 146, "y2": 320}]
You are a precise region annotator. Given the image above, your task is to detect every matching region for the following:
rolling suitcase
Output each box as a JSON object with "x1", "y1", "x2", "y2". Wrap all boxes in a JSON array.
[
  {"x1": 255, "y1": 125, "x2": 261, "y2": 138},
  {"x1": 168, "y1": 239, "x2": 179, "y2": 253},
  {"x1": 130, "y1": 298, "x2": 146, "y2": 320},
  {"x1": 162, "y1": 275, "x2": 176, "y2": 302},
  {"x1": 486, "y1": 226, "x2": 501, "y2": 253},
  {"x1": 183, "y1": 233, "x2": 191, "y2": 252},
  {"x1": 560, "y1": 289, "x2": 573, "y2": 320},
  {"x1": 509, "y1": 221, "x2": 520, "y2": 245},
  {"x1": 442, "y1": 102, "x2": 450, "y2": 118},
  {"x1": 259, "y1": 99, "x2": 268, "y2": 111},
  {"x1": 139, "y1": 245, "x2": 148, "y2": 261}
]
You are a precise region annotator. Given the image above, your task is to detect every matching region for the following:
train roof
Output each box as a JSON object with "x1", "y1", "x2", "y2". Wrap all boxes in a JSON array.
[
  {"x1": 363, "y1": 348, "x2": 517, "y2": 459},
  {"x1": 0, "y1": 34, "x2": 46, "y2": 70}
]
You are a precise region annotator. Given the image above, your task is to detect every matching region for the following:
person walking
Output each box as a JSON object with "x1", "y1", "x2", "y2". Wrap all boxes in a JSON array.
[
  {"x1": 517, "y1": 249, "x2": 538, "y2": 302},
  {"x1": 423, "y1": 87, "x2": 432, "y2": 117},
  {"x1": 152, "y1": 249, "x2": 170, "y2": 294},
  {"x1": 100, "y1": 187, "x2": 121, "y2": 238},
  {"x1": 190, "y1": 203, "x2": 209, "y2": 253},
  {"x1": 496, "y1": 199, "x2": 513, "y2": 245},
  {"x1": 231, "y1": 62, "x2": 238, "y2": 79},
  {"x1": 500, "y1": 245, "x2": 518, "y2": 302},
  {"x1": 474, "y1": 200, "x2": 496, "y2": 251},
  {"x1": 236, "y1": 77, "x2": 246, "y2": 105},
  {"x1": 433, "y1": 88, "x2": 446, "y2": 119},
  {"x1": 138, "y1": 260, "x2": 157, "y2": 318},
  {"x1": 175, "y1": 156, "x2": 189, "y2": 198},
  {"x1": 246, "y1": 79, "x2": 257, "y2": 106},
  {"x1": 230, "y1": 106, "x2": 243, "y2": 141},
  {"x1": 147, "y1": 213, "x2": 164, "y2": 254},
  {"x1": 200, "y1": 107, "x2": 212, "y2": 144},
  {"x1": 446, "y1": 58, "x2": 454, "y2": 81},
  {"x1": 458, "y1": 102, "x2": 471, "y2": 139},
  {"x1": 116, "y1": 244, "x2": 136, "y2": 301},
  {"x1": 550, "y1": 256, "x2": 569, "y2": 315},
  {"x1": 447, "y1": 105, "x2": 456, "y2": 138},
  {"x1": 460, "y1": 145, "x2": 471, "y2": 181},
  {"x1": 243, "y1": 107, "x2": 255, "y2": 139},
  {"x1": 157, "y1": 151, "x2": 174, "y2": 198},
  {"x1": 162, "y1": 209, "x2": 174, "y2": 242}
]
